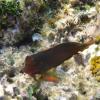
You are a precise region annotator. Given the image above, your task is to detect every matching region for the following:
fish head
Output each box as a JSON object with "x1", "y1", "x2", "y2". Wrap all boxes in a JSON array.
[{"x1": 22, "y1": 56, "x2": 38, "y2": 76}]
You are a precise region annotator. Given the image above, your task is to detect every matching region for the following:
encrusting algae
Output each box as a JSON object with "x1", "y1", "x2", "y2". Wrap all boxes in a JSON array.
[
  {"x1": 90, "y1": 36, "x2": 100, "y2": 81},
  {"x1": 90, "y1": 56, "x2": 100, "y2": 81}
]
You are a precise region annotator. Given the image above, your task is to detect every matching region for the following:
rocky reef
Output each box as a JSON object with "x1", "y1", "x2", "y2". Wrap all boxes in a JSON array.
[{"x1": 0, "y1": 0, "x2": 100, "y2": 100}]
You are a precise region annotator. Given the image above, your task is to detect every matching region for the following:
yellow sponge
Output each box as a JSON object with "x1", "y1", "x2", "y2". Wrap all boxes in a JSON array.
[{"x1": 90, "y1": 56, "x2": 100, "y2": 81}]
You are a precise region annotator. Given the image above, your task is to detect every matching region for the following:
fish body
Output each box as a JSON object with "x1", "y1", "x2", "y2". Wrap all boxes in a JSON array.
[{"x1": 23, "y1": 40, "x2": 94, "y2": 77}]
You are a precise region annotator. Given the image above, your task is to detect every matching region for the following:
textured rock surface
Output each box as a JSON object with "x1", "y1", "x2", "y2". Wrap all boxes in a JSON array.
[{"x1": 0, "y1": 0, "x2": 100, "y2": 100}]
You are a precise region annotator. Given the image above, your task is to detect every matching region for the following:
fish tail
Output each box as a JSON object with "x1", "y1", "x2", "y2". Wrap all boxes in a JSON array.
[{"x1": 80, "y1": 37, "x2": 95, "y2": 51}]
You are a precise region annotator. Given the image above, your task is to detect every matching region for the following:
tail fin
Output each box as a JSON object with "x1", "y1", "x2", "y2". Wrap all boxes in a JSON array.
[
  {"x1": 80, "y1": 37, "x2": 95, "y2": 51},
  {"x1": 84, "y1": 38, "x2": 95, "y2": 46}
]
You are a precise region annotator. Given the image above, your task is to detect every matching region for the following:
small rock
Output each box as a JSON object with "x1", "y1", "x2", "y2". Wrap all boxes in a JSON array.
[
  {"x1": 70, "y1": 0, "x2": 79, "y2": 6},
  {"x1": 13, "y1": 87, "x2": 20, "y2": 96},
  {"x1": 7, "y1": 77, "x2": 14, "y2": 83},
  {"x1": 89, "y1": 96, "x2": 95, "y2": 100},
  {"x1": 22, "y1": 96, "x2": 29, "y2": 100},
  {"x1": 32, "y1": 33, "x2": 43, "y2": 42},
  {"x1": 0, "y1": 48, "x2": 3, "y2": 54},
  {"x1": 7, "y1": 67, "x2": 17, "y2": 77},
  {"x1": 33, "y1": 89, "x2": 48, "y2": 100},
  {"x1": 56, "y1": 96, "x2": 67, "y2": 100},
  {"x1": 5, "y1": 84, "x2": 16, "y2": 96},
  {"x1": 94, "y1": 89, "x2": 100, "y2": 99},
  {"x1": 78, "y1": 82, "x2": 86, "y2": 95},
  {"x1": 69, "y1": 94, "x2": 77, "y2": 100},
  {"x1": 0, "y1": 97, "x2": 4, "y2": 100},
  {"x1": 74, "y1": 54, "x2": 85, "y2": 66},
  {"x1": 0, "y1": 84, "x2": 4, "y2": 97}
]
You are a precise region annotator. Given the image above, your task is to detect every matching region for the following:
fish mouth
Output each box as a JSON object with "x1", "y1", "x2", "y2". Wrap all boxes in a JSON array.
[{"x1": 20, "y1": 66, "x2": 39, "y2": 77}]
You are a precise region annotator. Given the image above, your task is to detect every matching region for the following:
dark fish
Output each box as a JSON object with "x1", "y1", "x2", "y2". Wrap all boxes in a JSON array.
[{"x1": 23, "y1": 39, "x2": 95, "y2": 77}]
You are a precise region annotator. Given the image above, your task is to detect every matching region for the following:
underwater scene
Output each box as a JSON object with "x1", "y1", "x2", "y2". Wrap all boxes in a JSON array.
[{"x1": 0, "y1": 0, "x2": 100, "y2": 100}]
